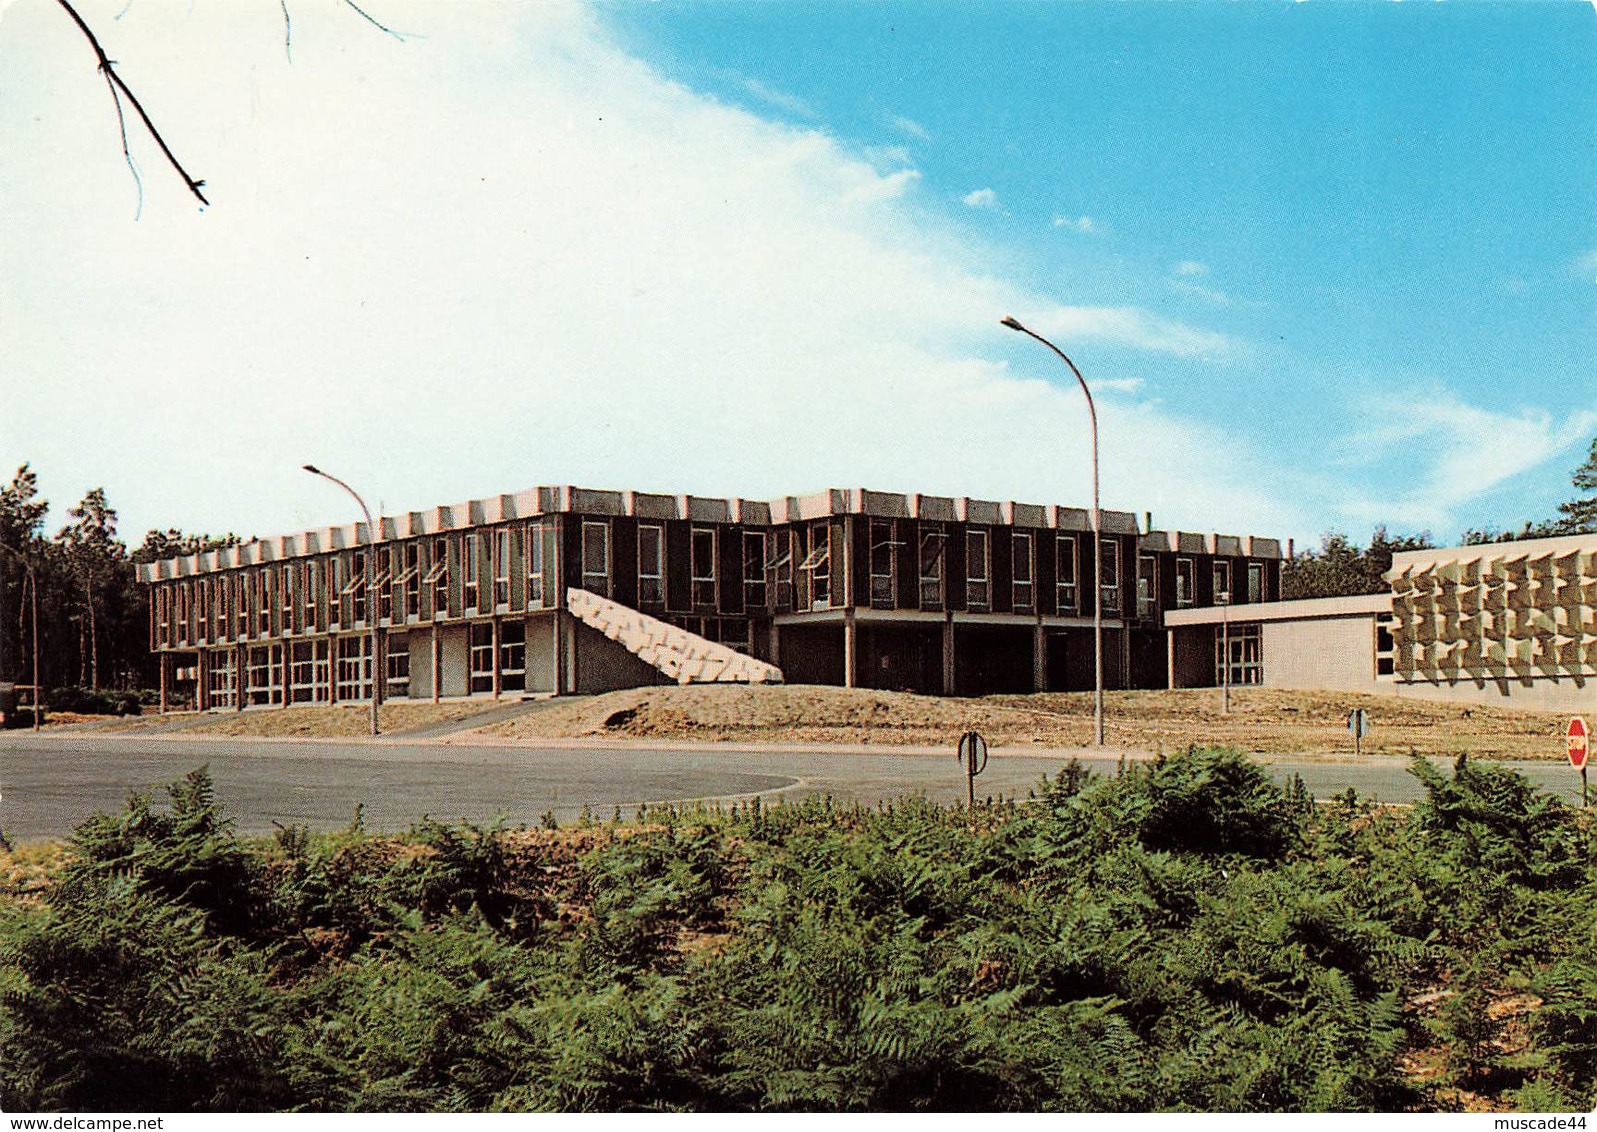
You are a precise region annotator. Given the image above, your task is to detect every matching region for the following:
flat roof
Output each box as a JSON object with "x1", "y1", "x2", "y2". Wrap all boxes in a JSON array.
[
  {"x1": 137, "y1": 483, "x2": 1281, "y2": 582},
  {"x1": 1163, "y1": 592, "x2": 1391, "y2": 627},
  {"x1": 1389, "y1": 531, "x2": 1597, "y2": 576}
]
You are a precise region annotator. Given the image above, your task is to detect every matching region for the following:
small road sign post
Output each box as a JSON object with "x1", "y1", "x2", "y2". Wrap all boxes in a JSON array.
[
  {"x1": 1567, "y1": 717, "x2": 1588, "y2": 808},
  {"x1": 957, "y1": 730, "x2": 989, "y2": 809},
  {"x1": 1347, "y1": 709, "x2": 1371, "y2": 758}
]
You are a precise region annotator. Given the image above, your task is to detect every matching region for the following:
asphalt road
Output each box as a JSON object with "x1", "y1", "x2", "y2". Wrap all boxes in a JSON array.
[{"x1": 0, "y1": 733, "x2": 1586, "y2": 842}]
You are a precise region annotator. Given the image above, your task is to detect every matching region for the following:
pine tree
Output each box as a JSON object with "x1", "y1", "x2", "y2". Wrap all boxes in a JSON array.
[
  {"x1": 56, "y1": 489, "x2": 123, "y2": 689},
  {"x1": 1554, "y1": 437, "x2": 1596, "y2": 533},
  {"x1": 0, "y1": 465, "x2": 48, "y2": 685}
]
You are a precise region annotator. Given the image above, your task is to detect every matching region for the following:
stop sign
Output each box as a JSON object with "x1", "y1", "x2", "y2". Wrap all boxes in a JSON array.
[{"x1": 1569, "y1": 717, "x2": 1589, "y2": 770}]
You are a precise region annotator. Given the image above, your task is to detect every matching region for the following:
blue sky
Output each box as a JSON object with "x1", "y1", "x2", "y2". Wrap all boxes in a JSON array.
[
  {"x1": 600, "y1": 0, "x2": 1597, "y2": 535},
  {"x1": 1, "y1": 1, "x2": 1592, "y2": 549}
]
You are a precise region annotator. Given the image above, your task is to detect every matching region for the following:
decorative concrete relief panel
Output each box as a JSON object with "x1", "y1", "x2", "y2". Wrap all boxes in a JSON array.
[
  {"x1": 565, "y1": 587, "x2": 782, "y2": 685},
  {"x1": 1390, "y1": 547, "x2": 1597, "y2": 684}
]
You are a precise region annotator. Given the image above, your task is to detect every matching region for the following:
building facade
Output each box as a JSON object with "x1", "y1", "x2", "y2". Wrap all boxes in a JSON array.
[
  {"x1": 137, "y1": 484, "x2": 1282, "y2": 710},
  {"x1": 1163, "y1": 532, "x2": 1597, "y2": 712}
]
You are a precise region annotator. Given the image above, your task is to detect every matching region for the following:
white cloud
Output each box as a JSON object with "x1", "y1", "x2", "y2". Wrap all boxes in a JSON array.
[
  {"x1": 888, "y1": 114, "x2": 929, "y2": 140},
  {"x1": 739, "y1": 76, "x2": 815, "y2": 119},
  {"x1": 1094, "y1": 376, "x2": 1145, "y2": 394},
  {"x1": 864, "y1": 144, "x2": 914, "y2": 167},
  {"x1": 1026, "y1": 306, "x2": 1237, "y2": 360},
  {"x1": 1173, "y1": 280, "x2": 1232, "y2": 307},
  {"x1": 962, "y1": 187, "x2": 998, "y2": 210},
  {"x1": 1575, "y1": 248, "x2": 1597, "y2": 283},
  {"x1": 1052, "y1": 214, "x2": 1095, "y2": 234},
  {"x1": 1175, "y1": 260, "x2": 1207, "y2": 277},
  {"x1": 844, "y1": 166, "x2": 921, "y2": 204},
  {"x1": 0, "y1": 0, "x2": 1284, "y2": 544},
  {"x1": 1335, "y1": 396, "x2": 1597, "y2": 532}
]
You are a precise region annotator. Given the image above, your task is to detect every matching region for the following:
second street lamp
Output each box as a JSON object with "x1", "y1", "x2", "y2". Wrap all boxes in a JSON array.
[
  {"x1": 1000, "y1": 316, "x2": 1105, "y2": 747},
  {"x1": 0, "y1": 541, "x2": 42, "y2": 731},
  {"x1": 303, "y1": 464, "x2": 382, "y2": 737}
]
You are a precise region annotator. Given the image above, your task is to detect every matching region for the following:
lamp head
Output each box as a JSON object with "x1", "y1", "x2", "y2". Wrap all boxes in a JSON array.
[
  {"x1": 302, "y1": 464, "x2": 321, "y2": 475},
  {"x1": 1000, "y1": 316, "x2": 1026, "y2": 332}
]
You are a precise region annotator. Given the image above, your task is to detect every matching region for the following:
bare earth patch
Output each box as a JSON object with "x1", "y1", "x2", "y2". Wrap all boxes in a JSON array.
[{"x1": 471, "y1": 684, "x2": 1573, "y2": 760}]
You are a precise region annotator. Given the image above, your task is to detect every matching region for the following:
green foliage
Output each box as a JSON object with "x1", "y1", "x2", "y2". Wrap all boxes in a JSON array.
[
  {"x1": 64, "y1": 767, "x2": 261, "y2": 938},
  {"x1": 1407, "y1": 754, "x2": 1586, "y2": 894},
  {"x1": 1, "y1": 756, "x2": 1592, "y2": 1113},
  {"x1": 0, "y1": 773, "x2": 292, "y2": 1111},
  {"x1": 1561, "y1": 436, "x2": 1597, "y2": 532},
  {"x1": 1131, "y1": 746, "x2": 1300, "y2": 858},
  {"x1": 0, "y1": 463, "x2": 244, "y2": 694},
  {"x1": 130, "y1": 528, "x2": 243, "y2": 565},
  {"x1": 577, "y1": 825, "x2": 729, "y2": 979},
  {"x1": 1281, "y1": 527, "x2": 1434, "y2": 600},
  {"x1": 44, "y1": 685, "x2": 143, "y2": 715}
]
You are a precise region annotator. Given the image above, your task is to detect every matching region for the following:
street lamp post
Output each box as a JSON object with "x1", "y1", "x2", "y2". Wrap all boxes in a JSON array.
[
  {"x1": 1000, "y1": 316, "x2": 1105, "y2": 747},
  {"x1": 303, "y1": 465, "x2": 382, "y2": 737},
  {"x1": 0, "y1": 543, "x2": 42, "y2": 731}
]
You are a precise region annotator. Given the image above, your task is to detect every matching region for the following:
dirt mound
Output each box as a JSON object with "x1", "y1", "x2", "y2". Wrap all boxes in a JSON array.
[{"x1": 476, "y1": 684, "x2": 1067, "y2": 747}]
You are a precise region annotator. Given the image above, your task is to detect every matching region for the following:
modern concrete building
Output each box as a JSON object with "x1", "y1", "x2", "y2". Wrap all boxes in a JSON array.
[
  {"x1": 1164, "y1": 531, "x2": 1597, "y2": 712},
  {"x1": 136, "y1": 483, "x2": 1283, "y2": 710}
]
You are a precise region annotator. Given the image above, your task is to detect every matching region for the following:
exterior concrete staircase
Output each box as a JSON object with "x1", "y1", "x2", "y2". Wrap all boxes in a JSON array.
[{"x1": 565, "y1": 587, "x2": 784, "y2": 685}]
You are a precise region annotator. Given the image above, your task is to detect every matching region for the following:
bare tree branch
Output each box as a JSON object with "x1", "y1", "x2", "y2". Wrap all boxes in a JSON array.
[
  {"x1": 99, "y1": 66, "x2": 144, "y2": 219},
  {"x1": 280, "y1": 0, "x2": 293, "y2": 63},
  {"x1": 54, "y1": 0, "x2": 209, "y2": 207},
  {"x1": 340, "y1": 0, "x2": 406, "y2": 42}
]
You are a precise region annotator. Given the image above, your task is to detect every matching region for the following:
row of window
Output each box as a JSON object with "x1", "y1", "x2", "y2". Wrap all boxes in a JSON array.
[
  {"x1": 198, "y1": 633, "x2": 427, "y2": 707},
  {"x1": 866, "y1": 521, "x2": 1266, "y2": 618},
  {"x1": 154, "y1": 523, "x2": 563, "y2": 648},
  {"x1": 153, "y1": 519, "x2": 1270, "y2": 648},
  {"x1": 867, "y1": 524, "x2": 1105, "y2": 615}
]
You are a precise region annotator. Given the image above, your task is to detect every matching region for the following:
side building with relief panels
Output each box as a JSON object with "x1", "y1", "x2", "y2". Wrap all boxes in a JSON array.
[
  {"x1": 1162, "y1": 531, "x2": 1597, "y2": 713},
  {"x1": 136, "y1": 484, "x2": 1284, "y2": 710}
]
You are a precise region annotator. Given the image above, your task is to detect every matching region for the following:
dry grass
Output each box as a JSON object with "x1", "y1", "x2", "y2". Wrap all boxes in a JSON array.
[
  {"x1": 0, "y1": 841, "x2": 75, "y2": 902},
  {"x1": 45, "y1": 684, "x2": 1574, "y2": 760},
  {"x1": 475, "y1": 684, "x2": 1574, "y2": 760},
  {"x1": 75, "y1": 701, "x2": 512, "y2": 739}
]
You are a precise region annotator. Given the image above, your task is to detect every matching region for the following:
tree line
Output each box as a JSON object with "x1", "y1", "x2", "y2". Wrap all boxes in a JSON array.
[{"x1": 0, "y1": 464, "x2": 234, "y2": 706}]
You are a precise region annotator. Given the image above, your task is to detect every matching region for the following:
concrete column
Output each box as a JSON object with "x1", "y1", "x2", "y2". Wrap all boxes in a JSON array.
[
  {"x1": 159, "y1": 653, "x2": 169, "y2": 714},
  {"x1": 843, "y1": 609, "x2": 858, "y2": 689},
  {"x1": 564, "y1": 611, "x2": 579, "y2": 695},
  {"x1": 552, "y1": 609, "x2": 565, "y2": 695},
  {"x1": 198, "y1": 650, "x2": 209, "y2": 711},
  {"x1": 281, "y1": 645, "x2": 290, "y2": 708},
  {"x1": 769, "y1": 622, "x2": 781, "y2": 670},
  {"x1": 941, "y1": 614, "x2": 956, "y2": 696},
  {"x1": 431, "y1": 623, "x2": 442, "y2": 703},
  {"x1": 235, "y1": 644, "x2": 244, "y2": 711},
  {"x1": 1167, "y1": 630, "x2": 1176, "y2": 690},
  {"x1": 1033, "y1": 621, "x2": 1047, "y2": 692},
  {"x1": 492, "y1": 617, "x2": 502, "y2": 698},
  {"x1": 328, "y1": 637, "x2": 338, "y2": 705},
  {"x1": 1121, "y1": 623, "x2": 1132, "y2": 691}
]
